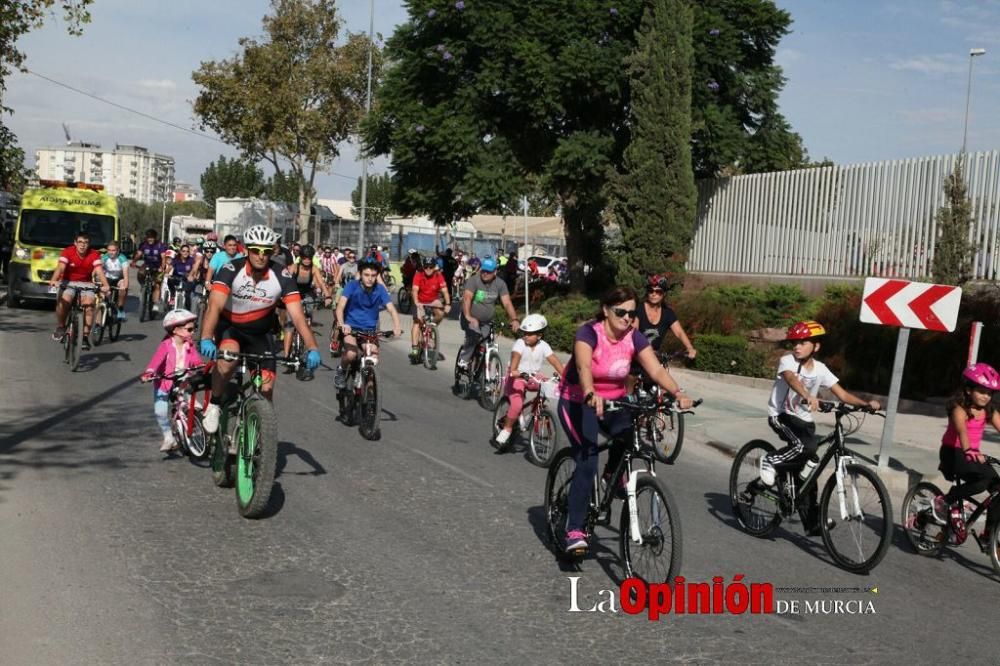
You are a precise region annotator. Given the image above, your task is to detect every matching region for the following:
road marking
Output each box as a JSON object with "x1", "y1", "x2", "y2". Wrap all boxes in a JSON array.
[
  {"x1": 405, "y1": 446, "x2": 495, "y2": 489},
  {"x1": 309, "y1": 397, "x2": 339, "y2": 415}
]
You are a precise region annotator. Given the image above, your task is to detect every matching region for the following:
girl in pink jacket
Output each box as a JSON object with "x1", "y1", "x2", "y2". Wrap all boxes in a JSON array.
[{"x1": 141, "y1": 309, "x2": 202, "y2": 452}]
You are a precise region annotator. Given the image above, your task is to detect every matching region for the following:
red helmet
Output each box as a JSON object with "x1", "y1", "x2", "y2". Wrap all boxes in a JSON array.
[
  {"x1": 647, "y1": 274, "x2": 669, "y2": 291},
  {"x1": 963, "y1": 362, "x2": 1000, "y2": 391},
  {"x1": 786, "y1": 320, "x2": 826, "y2": 341}
]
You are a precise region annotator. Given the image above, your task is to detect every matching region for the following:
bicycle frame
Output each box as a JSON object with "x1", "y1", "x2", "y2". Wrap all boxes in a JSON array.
[{"x1": 948, "y1": 457, "x2": 1000, "y2": 537}]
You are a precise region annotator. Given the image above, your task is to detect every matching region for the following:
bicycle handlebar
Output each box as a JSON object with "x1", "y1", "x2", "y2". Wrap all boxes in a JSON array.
[
  {"x1": 143, "y1": 363, "x2": 208, "y2": 382},
  {"x1": 818, "y1": 401, "x2": 883, "y2": 417},
  {"x1": 217, "y1": 350, "x2": 299, "y2": 366},
  {"x1": 605, "y1": 396, "x2": 703, "y2": 413}
]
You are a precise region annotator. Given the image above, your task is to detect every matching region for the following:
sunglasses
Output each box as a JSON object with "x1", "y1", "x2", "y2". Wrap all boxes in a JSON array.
[
  {"x1": 649, "y1": 288, "x2": 665, "y2": 294},
  {"x1": 611, "y1": 307, "x2": 638, "y2": 319},
  {"x1": 248, "y1": 247, "x2": 275, "y2": 256},
  {"x1": 182, "y1": 324, "x2": 196, "y2": 331}
]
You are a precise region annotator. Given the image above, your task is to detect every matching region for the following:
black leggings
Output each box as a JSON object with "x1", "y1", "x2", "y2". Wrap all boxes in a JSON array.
[{"x1": 940, "y1": 447, "x2": 1000, "y2": 530}]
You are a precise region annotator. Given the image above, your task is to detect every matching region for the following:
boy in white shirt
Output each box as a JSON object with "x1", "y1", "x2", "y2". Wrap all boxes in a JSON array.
[
  {"x1": 760, "y1": 320, "x2": 880, "y2": 533},
  {"x1": 493, "y1": 314, "x2": 565, "y2": 447}
]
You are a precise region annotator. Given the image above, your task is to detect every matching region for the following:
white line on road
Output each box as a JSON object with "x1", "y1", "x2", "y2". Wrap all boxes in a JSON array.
[{"x1": 404, "y1": 447, "x2": 495, "y2": 489}]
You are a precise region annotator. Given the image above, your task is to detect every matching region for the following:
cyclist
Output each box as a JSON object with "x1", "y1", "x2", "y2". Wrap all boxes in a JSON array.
[
  {"x1": 170, "y1": 244, "x2": 196, "y2": 309},
  {"x1": 627, "y1": 273, "x2": 697, "y2": 393},
  {"x1": 558, "y1": 286, "x2": 696, "y2": 554},
  {"x1": 333, "y1": 259, "x2": 403, "y2": 389},
  {"x1": 338, "y1": 248, "x2": 359, "y2": 286},
  {"x1": 493, "y1": 313, "x2": 564, "y2": 447},
  {"x1": 140, "y1": 308, "x2": 203, "y2": 452},
  {"x1": 439, "y1": 247, "x2": 458, "y2": 293},
  {"x1": 401, "y1": 249, "x2": 420, "y2": 292},
  {"x1": 758, "y1": 320, "x2": 880, "y2": 534},
  {"x1": 457, "y1": 256, "x2": 520, "y2": 369},
  {"x1": 320, "y1": 246, "x2": 340, "y2": 286},
  {"x1": 204, "y1": 234, "x2": 242, "y2": 285},
  {"x1": 134, "y1": 229, "x2": 168, "y2": 316},
  {"x1": 282, "y1": 244, "x2": 333, "y2": 361},
  {"x1": 100, "y1": 240, "x2": 130, "y2": 320},
  {"x1": 190, "y1": 239, "x2": 216, "y2": 291},
  {"x1": 408, "y1": 255, "x2": 451, "y2": 363},
  {"x1": 198, "y1": 225, "x2": 322, "y2": 434},
  {"x1": 932, "y1": 363, "x2": 1000, "y2": 544},
  {"x1": 49, "y1": 231, "x2": 112, "y2": 348}
]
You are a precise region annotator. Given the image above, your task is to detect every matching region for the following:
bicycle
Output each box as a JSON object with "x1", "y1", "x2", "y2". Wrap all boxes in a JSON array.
[
  {"x1": 208, "y1": 349, "x2": 297, "y2": 518},
  {"x1": 55, "y1": 283, "x2": 98, "y2": 372},
  {"x1": 397, "y1": 283, "x2": 412, "y2": 315},
  {"x1": 901, "y1": 454, "x2": 1000, "y2": 575},
  {"x1": 730, "y1": 402, "x2": 893, "y2": 574},
  {"x1": 544, "y1": 395, "x2": 702, "y2": 582},
  {"x1": 412, "y1": 304, "x2": 442, "y2": 371},
  {"x1": 382, "y1": 269, "x2": 396, "y2": 289},
  {"x1": 146, "y1": 365, "x2": 212, "y2": 458},
  {"x1": 92, "y1": 285, "x2": 124, "y2": 346},
  {"x1": 336, "y1": 329, "x2": 394, "y2": 441},
  {"x1": 492, "y1": 373, "x2": 561, "y2": 467},
  {"x1": 137, "y1": 262, "x2": 157, "y2": 322},
  {"x1": 286, "y1": 295, "x2": 317, "y2": 381},
  {"x1": 453, "y1": 321, "x2": 505, "y2": 411},
  {"x1": 632, "y1": 351, "x2": 692, "y2": 465}
]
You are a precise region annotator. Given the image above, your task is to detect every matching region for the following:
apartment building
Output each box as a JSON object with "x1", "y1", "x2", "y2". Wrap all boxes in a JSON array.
[{"x1": 34, "y1": 142, "x2": 176, "y2": 204}]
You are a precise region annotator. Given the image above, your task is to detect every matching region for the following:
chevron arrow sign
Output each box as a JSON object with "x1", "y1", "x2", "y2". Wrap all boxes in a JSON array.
[{"x1": 859, "y1": 278, "x2": 962, "y2": 332}]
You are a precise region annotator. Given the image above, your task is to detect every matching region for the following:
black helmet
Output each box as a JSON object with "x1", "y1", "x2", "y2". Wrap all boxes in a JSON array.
[
  {"x1": 300, "y1": 244, "x2": 316, "y2": 259},
  {"x1": 422, "y1": 256, "x2": 437, "y2": 268}
]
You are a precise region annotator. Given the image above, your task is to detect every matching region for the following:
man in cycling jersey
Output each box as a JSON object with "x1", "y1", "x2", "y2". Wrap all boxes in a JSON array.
[
  {"x1": 204, "y1": 235, "x2": 242, "y2": 285},
  {"x1": 100, "y1": 240, "x2": 130, "y2": 319},
  {"x1": 198, "y1": 225, "x2": 322, "y2": 434},
  {"x1": 49, "y1": 231, "x2": 112, "y2": 349},
  {"x1": 134, "y1": 228, "x2": 168, "y2": 314},
  {"x1": 409, "y1": 256, "x2": 451, "y2": 363},
  {"x1": 333, "y1": 260, "x2": 403, "y2": 388}
]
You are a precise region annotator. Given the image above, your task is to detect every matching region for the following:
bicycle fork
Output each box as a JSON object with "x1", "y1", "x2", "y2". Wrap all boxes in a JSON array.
[
  {"x1": 835, "y1": 455, "x2": 860, "y2": 522},
  {"x1": 625, "y1": 458, "x2": 656, "y2": 545}
]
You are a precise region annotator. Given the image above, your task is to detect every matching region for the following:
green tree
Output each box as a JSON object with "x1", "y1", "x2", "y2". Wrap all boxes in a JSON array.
[
  {"x1": 691, "y1": 0, "x2": 806, "y2": 177},
  {"x1": 932, "y1": 163, "x2": 976, "y2": 286},
  {"x1": 350, "y1": 172, "x2": 395, "y2": 225},
  {"x1": 116, "y1": 197, "x2": 160, "y2": 243},
  {"x1": 199, "y1": 155, "x2": 266, "y2": 210},
  {"x1": 264, "y1": 169, "x2": 300, "y2": 204},
  {"x1": 169, "y1": 200, "x2": 212, "y2": 219},
  {"x1": 613, "y1": 0, "x2": 696, "y2": 290},
  {"x1": 192, "y1": 0, "x2": 379, "y2": 241},
  {"x1": 0, "y1": 122, "x2": 31, "y2": 193}
]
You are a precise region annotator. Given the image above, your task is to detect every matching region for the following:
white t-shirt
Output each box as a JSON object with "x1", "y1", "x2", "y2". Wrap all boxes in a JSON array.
[
  {"x1": 766, "y1": 353, "x2": 839, "y2": 421},
  {"x1": 511, "y1": 338, "x2": 553, "y2": 376}
]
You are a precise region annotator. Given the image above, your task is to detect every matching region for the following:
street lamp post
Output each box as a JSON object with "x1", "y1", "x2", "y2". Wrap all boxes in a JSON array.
[
  {"x1": 962, "y1": 47, "x2": 986, "y2": 155},
  {"x1": 356, "y1": 0, "x2": 375, "y2": 252}
]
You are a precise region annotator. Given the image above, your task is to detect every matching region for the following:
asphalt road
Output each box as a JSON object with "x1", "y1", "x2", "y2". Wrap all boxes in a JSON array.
[{"x1": 1, "y1": 292, "x2": 997, "y2": 665}]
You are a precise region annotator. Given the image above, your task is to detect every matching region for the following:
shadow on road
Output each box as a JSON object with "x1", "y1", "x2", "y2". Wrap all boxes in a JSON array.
[
  {"x1": 74, "y1": 350, "x2": 133, "y2": 372},
  {"x1": 276, "y1": 440, "x2": 326, "y2": 478}
]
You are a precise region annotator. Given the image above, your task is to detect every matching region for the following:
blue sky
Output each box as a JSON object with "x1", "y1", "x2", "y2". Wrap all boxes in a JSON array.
[{"x1": 5, "y1": 0, "x2": 1000, "y2": 199}]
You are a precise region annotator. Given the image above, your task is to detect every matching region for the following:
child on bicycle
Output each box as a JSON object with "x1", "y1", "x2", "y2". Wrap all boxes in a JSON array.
[
  {"x1": 932, "y1": 363, "x2": 1000, "y2": 542},
  {"x1": 140, "y1": 309, "x2": 203, "y2": 453},
  {"x1": 759, "y1": 320, "x2": 880, "y2": 534},
  {"x1": 493, "y1": 314, "x2": 564, "y2": 447}
]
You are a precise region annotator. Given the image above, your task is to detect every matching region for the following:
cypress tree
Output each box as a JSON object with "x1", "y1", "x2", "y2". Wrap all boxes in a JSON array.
[
  {"x1": 931, "y1": 162, "x2": 976, "y2": 286},
  {"x1": 614, "y1": 0, "x2": 697, "y2": 289}
]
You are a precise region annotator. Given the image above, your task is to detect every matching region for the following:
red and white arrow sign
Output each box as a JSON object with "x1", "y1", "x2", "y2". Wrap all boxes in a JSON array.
[{"x1": 859, "y1": 278, "x2": 961, "y2": 332}]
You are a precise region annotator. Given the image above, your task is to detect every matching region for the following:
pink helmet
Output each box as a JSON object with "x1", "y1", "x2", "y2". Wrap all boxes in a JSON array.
[{"x1": 963, "y1": 362, "x2": 1000, "y2": 391}]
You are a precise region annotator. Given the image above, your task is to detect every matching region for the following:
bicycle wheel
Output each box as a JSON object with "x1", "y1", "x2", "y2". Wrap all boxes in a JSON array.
[
  {"x1": 108, "y1": 303, "x2": 122, "y2": 342},
  {"x1": 236, "y1": 397, "x2": 278, "y2": 518},
  {"x1": 62, "y1": 318, "x2": 72, "y2": 364},
  {"x1": 358, "y1": 366, "x2": 381, "y2": 441},
  {"x1": 397, "y1": 286, "x2": 411, "y2": 314},
  {"x1": 478, "y1": 350, "x2": 504, "y2": 411},
  {"x1": 901, "y1": 481, "x2": 946, "y2": 556},
  {"x1": 819, "y1": 463, "x2": 893, "y2": 573},
  {"x1": 140, "y1": 283, "x2": 150, "y2": 322},
  {"x1": 92, "y1": 303, "x2": 106, "y2": 346},
  {"x1": 729, "y1": 440, "x2": 782, "y2": 537},
  {"x1": 988, "y1": 520, "x2": 1000, "y2": 577},
  {"x1": 185, "y1": 413, "x2": 209, "y2": 459},
  {"x1": 491, "y1": 397, "x2": 514, "y2": 452},
  {"x1": 69, "y1": 311, "x2": 83, "y2": 372},
  {"x1": 544, "y1": 448, "x2": 577, "y2": 553},
  {"x1": 453, "y1": 354, "x2": 472, "y2": 399},
  {"x1": 211, "y1": 415, "x2": 235, "y2": 487},
  {"x1": 528, "y1": 407, "x2": 560, "y2": 468},
  {"x1": 645, "y1": 408, "x2": 684, "y2": 465},
  {"x1": 423, "y1": 326, "x2": 438, "y2": 370},
  {"x1": 620, "y1": 475, "x2": 683, "y2": 584}
]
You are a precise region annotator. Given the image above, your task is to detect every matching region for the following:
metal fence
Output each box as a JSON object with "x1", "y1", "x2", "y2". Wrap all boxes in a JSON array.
[{"x1": 688, "y1": 150, "x2": 1000, "y2": 281}]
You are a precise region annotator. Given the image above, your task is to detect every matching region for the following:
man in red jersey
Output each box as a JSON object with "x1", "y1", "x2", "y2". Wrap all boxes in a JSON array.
[{"x1": 48, "y1": 231, "x2": 112, "y2": 349}]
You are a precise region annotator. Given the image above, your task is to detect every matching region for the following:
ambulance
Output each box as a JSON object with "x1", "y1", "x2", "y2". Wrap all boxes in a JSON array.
[{"x1": 6, "y1": 180, "x2": 119, "y2": 306}]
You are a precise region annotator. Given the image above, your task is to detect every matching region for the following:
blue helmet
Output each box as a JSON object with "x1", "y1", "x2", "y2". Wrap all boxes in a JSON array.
[{"x1": 481, "y1": 256, "x2": 497, "y2": 272}]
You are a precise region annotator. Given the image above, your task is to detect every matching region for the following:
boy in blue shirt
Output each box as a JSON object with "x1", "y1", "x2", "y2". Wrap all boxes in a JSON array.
[{"x1": 333, "y1": 260, "x2": 403, "y2": 388}]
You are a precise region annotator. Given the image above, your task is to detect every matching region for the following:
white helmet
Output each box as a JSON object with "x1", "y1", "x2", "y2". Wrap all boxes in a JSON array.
[
  {"x1": 520, "y1": 313, "x2": 548, "y2": 333},
  {"x1": 244, "y1": 224, "x2": 279, "y2": 246},
  {"x1": 163, "y1": 308, "x2": 197, "y2": 330}
]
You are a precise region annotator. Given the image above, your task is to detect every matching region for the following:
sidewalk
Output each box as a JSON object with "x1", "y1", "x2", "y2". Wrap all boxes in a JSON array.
[{"x1": 408, "y1": 302, "x2": 980, "y2": 503}]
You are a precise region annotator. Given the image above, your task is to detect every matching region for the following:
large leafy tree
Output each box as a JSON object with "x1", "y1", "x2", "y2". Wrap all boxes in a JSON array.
[
  {"x1": 192, "y1": 0, "x2": 379, "y2": 241},
  {"x1": 613, "y1": 0, "x2": 696, "y2": 289},
  {"x1": 367, "y1": 0, "x2": 804, "y2": 291},
  {"x1": 1, "y1": 1, "x2": 94, "y2": 190},
  {"x1": 199, "y1": 155, "x2": 267, "y2": 210},
  {"x1": 350, "y1": 173, "x2": 395, "y2": 226}
]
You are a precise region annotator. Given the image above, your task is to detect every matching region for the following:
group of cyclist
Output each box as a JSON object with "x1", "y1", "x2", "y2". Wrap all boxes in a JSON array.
[{"x1": 44, "y1": 222, "x2": 1000, "y2": 568}]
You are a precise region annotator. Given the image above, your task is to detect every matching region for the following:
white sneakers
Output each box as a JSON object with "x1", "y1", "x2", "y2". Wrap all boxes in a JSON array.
[
  {"x1": 203, "y1": 404, "x2": 221, "y2": 434},
  {"x1": 160, "y1": 433, "x2": 176, "y2": 452},
  {"x1": 494, "y1": 429, "x2": 511, "y2": 445},
  {"x1": 759, "y1": 456, "x2": 776, "y2": 487}
]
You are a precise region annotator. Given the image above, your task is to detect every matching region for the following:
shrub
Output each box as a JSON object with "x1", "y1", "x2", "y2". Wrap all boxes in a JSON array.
[{"x1": 689, "y1": 333, "x2": 770, "y2": 378}]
